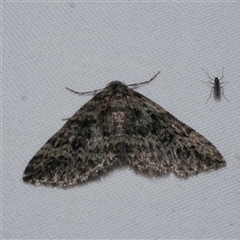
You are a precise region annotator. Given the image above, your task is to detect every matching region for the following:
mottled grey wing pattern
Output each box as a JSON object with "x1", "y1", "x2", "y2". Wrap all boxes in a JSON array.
[
  {"x1": 23, "y1": 85, "x2": 122, "y2": 186},
  {"x1": 23, "y1": 81, "x2": 225, "y2": 187},
  {"x1": 122, "y1": 92, "x2": 225, "y2": 176}
]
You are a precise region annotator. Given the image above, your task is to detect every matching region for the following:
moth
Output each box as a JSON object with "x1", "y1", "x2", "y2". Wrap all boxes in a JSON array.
[{"x1": 23, "y1": 72, "x2": 225, "y2": 187}]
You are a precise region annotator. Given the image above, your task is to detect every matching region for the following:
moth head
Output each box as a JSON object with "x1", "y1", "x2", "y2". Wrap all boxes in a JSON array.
[{"x1": 106, "y1": 81, "x2": 126, "y2": 87}]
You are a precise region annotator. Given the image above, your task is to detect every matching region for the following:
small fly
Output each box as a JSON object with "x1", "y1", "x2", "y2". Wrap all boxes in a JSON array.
[{"x1": 201, "y1": 67, "x2": 230, "y2": 103}]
